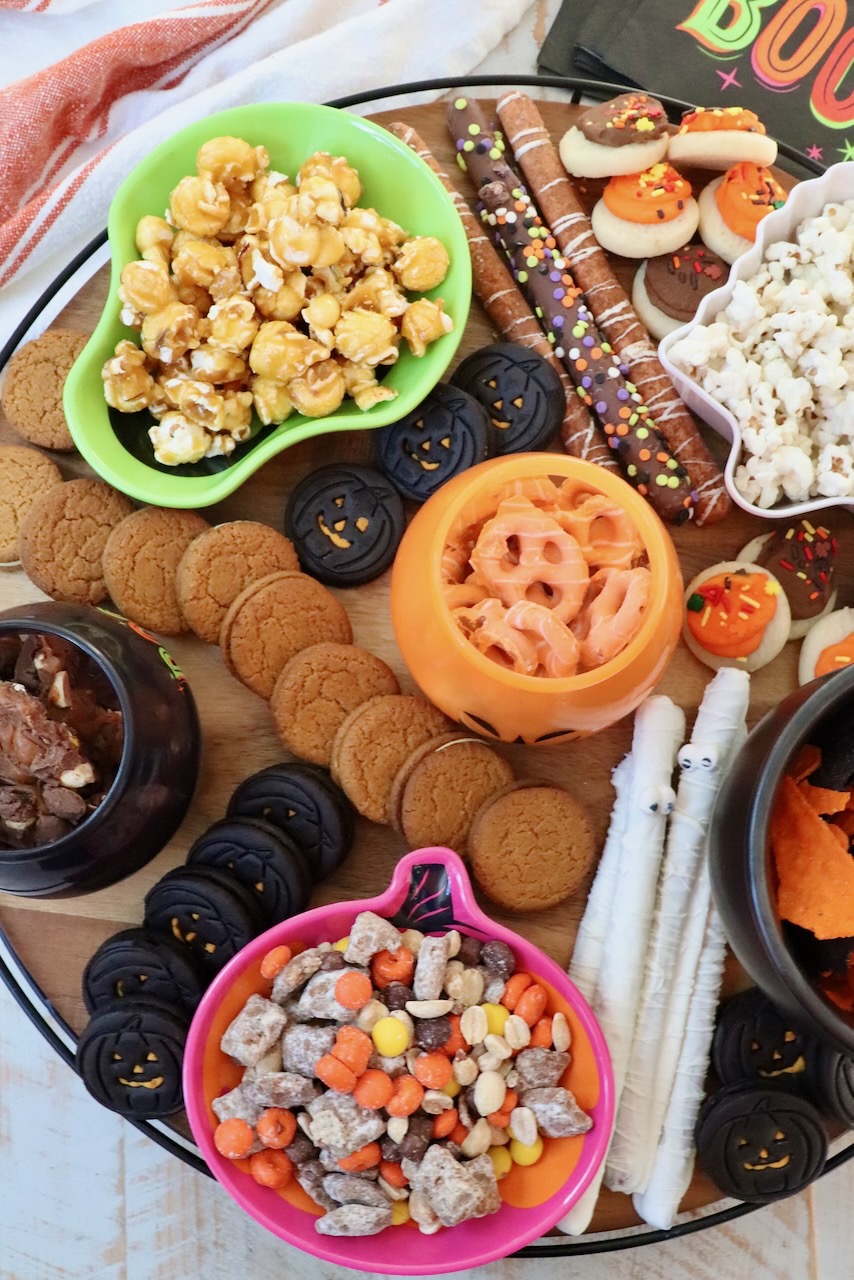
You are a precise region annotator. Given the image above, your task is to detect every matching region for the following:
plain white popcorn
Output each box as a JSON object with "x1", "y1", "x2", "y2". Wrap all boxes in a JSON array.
[{"x1": 669, "y1": 199, "x2": 854, "y2": 508}]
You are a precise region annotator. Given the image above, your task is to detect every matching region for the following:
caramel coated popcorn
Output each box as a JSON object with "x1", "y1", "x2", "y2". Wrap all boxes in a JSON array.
[{"x1": 102, "y1": 135, "x2": 455, "y2": 465}]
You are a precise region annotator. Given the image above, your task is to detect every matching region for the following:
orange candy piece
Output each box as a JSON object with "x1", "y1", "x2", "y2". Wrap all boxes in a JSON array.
[
  {"x1": 315, "y1": 1053, "x2": 357, "y2": 1093},
  {"x1": 331, "y1": 1025, "x2": 373, "y2": 1076},
  {"x1": 432, "y1": 1107, "x2": 458, "y2": 1138},
  {"x1": 771, "y1": 773, "x2": 854, "y2": 939},
  {"x1": 529, "y1": 1016, "x2": 554, "y2": 1048},
  {"x1": 413, "y1": 1051, "x2": 453, "y2": 1089},
  {"x1": 259, "y1": 944, "x2": 292, "y2": 980},
  {"x1": 249, "y1": 1148, "x2": 293, "y2": 1188},
  {"x1": 371, "y1": 946, "x2": 415, "y2": 989},
  {"x1": 514, "y1": 984, "x2": 548, "y2": 1026},
  {"x1": 441, "y1": 1013, "x2": 466, "y2": 1057},
  {"x1": 501, "y1": 972, "x2": 533, "y2": 1011},
  {"x1": 386, "y1": 1074, "x2": 425, "y2": 1117},
  {"x1": 379, "y1": 1159, "x2": 409, "y2": 1188},
  {"x1": 256, "y1": 1107, "x2": 296, "y2": 1149},
  {"x1": 353, "y1": 1069, "x2": 395, "y2": 1110},
  {"x1": 338, "y1": 1141, "x2": 381, "y2": 1172},
  {"x1": 335, "y1": 970, "x2": 374, "y2": 1010},
  {"x1": 213, "y1": 1117, "x2": 256, "y2": 1160}
]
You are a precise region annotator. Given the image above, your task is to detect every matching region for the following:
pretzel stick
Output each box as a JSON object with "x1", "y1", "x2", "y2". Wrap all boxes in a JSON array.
[
  {"x1": 386, "y1": 122, "x2": 615, "y2": 469},
  {"x1": 495, "y1": 90, "x2": 731, "y2": 527},
  {"x1": 448, "y1": 97, "x2": 696, "y2": 525}
]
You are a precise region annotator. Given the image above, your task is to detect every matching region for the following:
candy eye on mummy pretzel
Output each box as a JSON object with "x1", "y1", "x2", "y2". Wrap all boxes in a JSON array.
[
  {"x1": 639, "y1": 785, "x2": 676, "y2": 816},
  {"x1": 677, "y1": 743, "x2": 721, "y2": 773}
]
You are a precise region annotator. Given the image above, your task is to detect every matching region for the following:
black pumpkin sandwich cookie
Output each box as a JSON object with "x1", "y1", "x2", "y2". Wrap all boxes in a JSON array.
[
  {"x1": 143, "y1": 864, "x2": 267, "y2": 980},
  {"x1": 284, "y1": 462, "x2": 405, "y2": 586},
  {"x1": 712, "y1": 987, "x2": 810, "y2": 1087},
  {"x1": 694, "y1": 1081, "x2": 828, "y2": 1203},
  {"x1": 450, "y1": 343, "x2": 564, "y2": 455},
  {"x1": 76, "y1": 996, "x2": 189, "y2": 1117},
  {"x1": 187, "y1": 816, "x2": 312, "y2": 925},
  {"x1": 373, "y1": 381, "x2": 490, "y2": 502},
  {"x1": 82, "y1": 926, "x2": 205, "y2": 1017},
  {"x1": 226, "y1": 761, "x2": 355, "y2": 881},
  {"x1": 804, "y1": 1040, "x2": 854, "y2": 1127}
]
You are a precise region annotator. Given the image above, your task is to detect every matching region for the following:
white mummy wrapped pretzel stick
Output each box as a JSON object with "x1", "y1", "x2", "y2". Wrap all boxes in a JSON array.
[
  {"x1": 561, "y1": 694, "x2": 686, "y2": 1236},
  {"x1": 606, "y1": 668, "x2": 750, "y2": 1197},
  {"x1": 494, "y1": 91, "x2": 731, "y2": 527},
  {"x1": 386, "y1": 122, "x2": 616, "y2": 471}
]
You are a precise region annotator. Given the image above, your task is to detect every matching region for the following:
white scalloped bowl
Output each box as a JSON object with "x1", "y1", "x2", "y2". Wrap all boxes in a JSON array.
[{"x1": 658, "y1": 162, "x2": 854, "y2": 521}]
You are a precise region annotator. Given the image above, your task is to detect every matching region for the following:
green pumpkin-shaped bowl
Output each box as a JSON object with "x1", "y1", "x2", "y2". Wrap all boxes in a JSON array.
[{"x1": 64, "y1": 102, "x2": 471, "y2": 508}]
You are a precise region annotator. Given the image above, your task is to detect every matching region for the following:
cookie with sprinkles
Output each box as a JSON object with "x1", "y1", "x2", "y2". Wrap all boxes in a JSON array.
[
  {"x1": 739, "y1": 521, "x2": 838, "y2": 641},
  {"x1": 447, "y1": 97, "x2": 696, "y2": 526},
  {"x1": 668, "y1": 106, "x2": 777, "y2": 170},
  {"x1": 590, "y1": 164, "x2": 700, "y2": 260},
  {"x1": 698, "y1": 162, "x2": 787, "y2": 265},
  {"x1": 798, "y1": 608, "x2": 854, "y2": 687},
  {"x1": 632, "y1": 243, "x2": 728, "y2": 342},
  {"x1": 682, "y1": 560, "x2": 791, "y2": 673},
  {"x1": 558, "y1": 92, "x2": 670, "y2": 179}
]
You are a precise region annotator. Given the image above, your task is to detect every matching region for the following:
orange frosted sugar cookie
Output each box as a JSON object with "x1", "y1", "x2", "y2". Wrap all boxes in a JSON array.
[
  {"x1": 714, "y1": 162, "x2": 787, "y2": 240},
  {"x1": 669, "y1": 107, "x2": 778, "y2": 170},
  {"x1": 680, "y1": 107, "x2": 766, "y2": 135},
  {"x1": 682, "y1": 561, "x2": 790, "y2": 672},
  {"x1": 602, "y1": 163, "x2": 692, "y2": 226}
]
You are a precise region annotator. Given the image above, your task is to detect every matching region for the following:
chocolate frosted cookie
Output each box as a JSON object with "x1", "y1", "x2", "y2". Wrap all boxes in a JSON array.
[
  {"x1": 712, "y1": 988, "x2": 810, "y2": 1087},
  {"x1": 632, "y1": 244, "x2": 728, "y2": 341},
  {"x1": 82, "y1": 927, "x2": 205, "y2": 1016},
  {"x1": 695, "y1": 1082, "x2": 827, "y2": 1203},
  {"x1": 285, "y1": 463, "x2": 405, "y2": 586},
  {"x1": 187, "y1": 816, "x2": 312, "y2": 924},
  {"x1": 143, "y1": 865, "x2": 266, "y2": 979},
  {"x1": 739, "y1": 521, "x2": 838, "y2": 641},
  {"x1": 373, "y1": 382, "x2": 490, "y2": 502},
  {"x1": 559, "y1": 92, "x2": 670, "y2": 179},
  {"x1": 76, "y1": 996, "x2": 189, "y2": 1117},
  {"x1": 227, "y1": 762, "x2": 355, "y2": 881},
  {"x1": 450, "y1": 344, "x2": 564, "y2": 456}
]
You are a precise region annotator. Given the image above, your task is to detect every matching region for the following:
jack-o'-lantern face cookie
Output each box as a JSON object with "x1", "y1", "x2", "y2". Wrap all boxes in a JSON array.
[
  {"x1": 450, "y1": 343, "x2": 565, "y2": 456},
  {"x1": 285, "y1": 462, "x2": 405, "y2": 586},
  {"x1": 694, "y1": 1083, "x2": 827, "y2": 1203},
  {"x1": 143, "y1": 865, "x2": 266, "y2": 978},
  {"x1": 373, "y1": 382, "x2": 490, "y2": 502},
  {"x1": 76, "y1": 997, "x2": 189, "y2": 1117},
  {"x1": 712, "y1": 988, "x2": 810, "y2": 1087}
]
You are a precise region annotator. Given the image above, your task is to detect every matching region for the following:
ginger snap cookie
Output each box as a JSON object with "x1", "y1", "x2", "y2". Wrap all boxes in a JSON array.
[
  {"x1": 19, "y1": 478, "x2": 135, "y2": 605},
  {"x1": 102, "y1": 507, "x2": 210, "y2": 635},
  {"x1": 270, "y1": 642, "x2": 400, "y2": 766},
  {"x1": 469, "y1": 782, "x2": 595, "y2": 911},
  {"x1": 389, "y1": 733, "x2": 515, "y2": 853},
  {"x1": 330, "y1": 694, "x2": 454, "y2": 824},
  {"x1": 1, "y1": 329, "x2": 89, "y2": 450},
  {"x1": 176, "y1": 520, "x2": 300, "y2": 643},
  {"x1": 220, "y1": 570, "x2": 352, "y2": 699},
  {"x1": 0, "y1": 445, "x2": 63, "y2": 565}
]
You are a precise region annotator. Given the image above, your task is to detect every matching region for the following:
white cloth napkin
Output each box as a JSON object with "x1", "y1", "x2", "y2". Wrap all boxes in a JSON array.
[{"x1": 0, "y1": 0, "x2": 534, "y2": 343}]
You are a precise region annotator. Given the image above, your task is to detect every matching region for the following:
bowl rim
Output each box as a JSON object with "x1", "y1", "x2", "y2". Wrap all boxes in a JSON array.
[
  {"x1": 743, "y1": 664, "x2": 854, "y2": 1042},
  {"x1": 63, "y1": 100, "x2": 472, "y2": 509},
  {"x1": 182, "y1": 846, "x2": 615, "y2": 1273},
  {"x1": 0, "y1": 610, "x2": 133, "y2": 861},
  {"x1": 658, "y1": 160, "x2": 854, "y2": 522},
  {"x1": 400, "y1": 452, "x2": 681, "y2": 692}
]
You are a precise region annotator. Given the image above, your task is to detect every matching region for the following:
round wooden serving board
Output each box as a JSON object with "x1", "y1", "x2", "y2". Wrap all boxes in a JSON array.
[{"x1": 0, "y1": 98, "x2": 847, "y2": 1237}]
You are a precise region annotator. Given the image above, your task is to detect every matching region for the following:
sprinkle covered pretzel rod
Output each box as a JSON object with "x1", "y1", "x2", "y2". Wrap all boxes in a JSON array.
[
  {"x1": 494, "y1": 90, "x2": 731, "y2": 527},
  {"x1": 386, "y1": 122, "x2": 615, "y2": 469},
  {"x1": 448, "y1": 97, "x2": 696, "y2": 524}
]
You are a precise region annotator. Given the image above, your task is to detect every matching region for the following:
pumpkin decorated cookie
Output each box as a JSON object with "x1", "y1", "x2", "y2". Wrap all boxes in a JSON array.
[
  {"x1": 739, "y1": 520, "x2": 838, "y2": 641},
  {"x1": 682, "y1": 560, "x2": 791, "y2": 672},
  {"x1": 698, "y1": 161, "x2": 787, "y2": 264},
  {"x1": 798, "y1": 607, "x2": 854, "y2": 686},
  {"x1": 591, "y1": 163, "x2": 699, "y2": 259},
  {"x1": 559, "y1": 92, "x2": 670, "y2": 178},
  {"x1": 668, "y1": 106, "x2": 777, "y2": 170}
]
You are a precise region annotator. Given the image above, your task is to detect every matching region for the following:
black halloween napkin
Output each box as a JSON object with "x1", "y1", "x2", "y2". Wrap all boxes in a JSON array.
[{"x1": 539, "y1": 0, "x2": 850, "y2": 168}]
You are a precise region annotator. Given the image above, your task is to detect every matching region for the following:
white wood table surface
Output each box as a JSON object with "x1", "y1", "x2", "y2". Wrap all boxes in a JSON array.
[{"x1": 1, "y1": 4, "x2": 853, "y2": 1278}]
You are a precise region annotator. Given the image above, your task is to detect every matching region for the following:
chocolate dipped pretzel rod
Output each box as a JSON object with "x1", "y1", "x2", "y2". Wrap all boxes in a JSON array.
[
  {"x1": 494, "y1": 90, "x2": 731, "y2": 527},
  {"x1": 447, "y1": 97, "x2": 695, "y2": 524},
  {"x1": 386, "y1": 122, "x2": 615, "y2": 469}
]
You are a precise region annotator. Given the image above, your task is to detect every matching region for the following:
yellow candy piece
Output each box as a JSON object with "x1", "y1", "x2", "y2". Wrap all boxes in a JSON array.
[
  {"x1": 332, "y1": 937, "x2": 350, "y2": 953},
  {"x1": 391, "y1": 1199, "x2": 411, "y2": 1226},
  {"x1": 371, "y1": 1015, "x2": 410, "y2": 1057},
  {"x1": 483, "y1": 1003, "x2": 510, "y2": 1036},
  {"x1": 510, "y1": 1135, "x2": 544, "y2": 1167},
  {"x1": 488, "y1": 1145, "x2": 513, "y2": 1179},
  {"x1": 441, "y1": 1078, "x2": 461, "y2": 1098}
]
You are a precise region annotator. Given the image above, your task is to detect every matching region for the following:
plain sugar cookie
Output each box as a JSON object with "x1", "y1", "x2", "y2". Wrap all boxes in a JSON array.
[
  {"x1": 1, "y1": 329, "x2": 89, "y2": 450},
  {"x1": 19, "y1": 478, "x2": 135, "y2": 605}
]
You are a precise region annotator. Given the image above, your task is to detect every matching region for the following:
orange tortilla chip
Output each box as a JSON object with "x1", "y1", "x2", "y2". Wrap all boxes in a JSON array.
[
  {"x1": 798, "y1": 780, "x2": 852, "y2": 815},
  {"x1": 834, "y1": 810, "x2": 854, "y2": 837},
  {"x1": 828, "y1": 822, "x2": 850, "y2": 849},
  {"x1": 789, "y1": 743, "x2": 822, "y2": 783},
  {"x1": 770, "y1": 774, "x2": 854, "y2": 939}
]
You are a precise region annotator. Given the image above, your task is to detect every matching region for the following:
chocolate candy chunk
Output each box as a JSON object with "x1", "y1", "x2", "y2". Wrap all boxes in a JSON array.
[
  {"x1": 712, "y1": 988, "x2": 810, "y2": 1087},
  {"x1": 694, "y1": 1082, "x2": 827, "y2": 1204},
  {"x1": 82, "y1": 926, "x2": 204, "y2": 1016},
  {"x1": 187, "y1": 816, "x2": 312, "y2": 925},
  {"x1": 451, "y1": 344, "x2": 564, "y2": 455},
  {"x1": 76, "y1": 996, "x2": 188, "y2": 1117},
  {"x1": 378, "y1": 983, "x2": 413, "y2": 1011},
  {"x1": 227, "y1": 762, "x2": 355, "y2": 881},
  {"x1": 415, "y1": 1016, "x2": 451, "y2": 1051},
  {"x1": 143, "y1": 865, "x2": 266, "y2": 979},
  {"x1": 285, "y1": 462, "x2": 405, "y2": 587},
  {"x1": 374, "y1": 382, "x2": 490, "y2": 502},
  {"x1": 479, "y1": 940, "x2": 515, "y2": 978}
]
